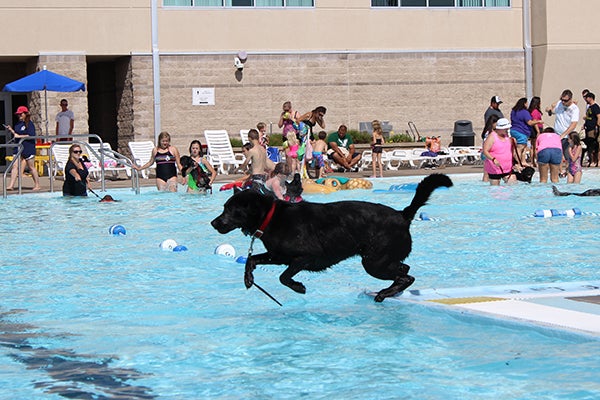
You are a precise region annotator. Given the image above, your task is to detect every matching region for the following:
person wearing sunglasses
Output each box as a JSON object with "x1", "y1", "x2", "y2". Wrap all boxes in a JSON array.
[
  {"x1": 545, "y1": 89, "x2": 580, "y2": 176},
  {"x1": 62, "y1": 144, "x2": 91, "y2": 196}
]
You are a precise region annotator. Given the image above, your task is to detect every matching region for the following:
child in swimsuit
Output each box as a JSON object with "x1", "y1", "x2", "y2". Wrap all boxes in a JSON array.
[
  {"x1": 567, "y1": 131, "x2": 582, "y2": 184},
  {"x1": 311, "y1": 130, "x2": 328, "y2": 178},
  {"x1": 133, "y1": 131, "x2": 183, "y2": 192}
]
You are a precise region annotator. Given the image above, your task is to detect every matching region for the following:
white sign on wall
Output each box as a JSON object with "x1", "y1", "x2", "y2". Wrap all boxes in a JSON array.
[{"x1": 192, "y1": 88, "x2": 215, "y2": 106}]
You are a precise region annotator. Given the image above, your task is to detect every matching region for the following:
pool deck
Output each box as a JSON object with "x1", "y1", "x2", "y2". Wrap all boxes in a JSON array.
[
  {"x1": 1, "y1": 163, "x2": 484, "y2": 194},
  {"x1": 380, "y1": 281, "x2": 600, "y2": 338},
  {"x1": 5, "y1": 165, "x2": 600, "y2": 338}
]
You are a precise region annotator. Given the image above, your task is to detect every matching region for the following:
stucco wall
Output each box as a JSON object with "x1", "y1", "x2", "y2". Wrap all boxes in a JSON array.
[{"x1": 150, "y1": 50, "x2": 524, "y2": 150}]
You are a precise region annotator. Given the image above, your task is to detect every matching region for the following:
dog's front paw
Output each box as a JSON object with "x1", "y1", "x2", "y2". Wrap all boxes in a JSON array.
[
  {"x1": 244, "y1": 258, "x2": 256, "y2": 289},
  {"x1": 244, "y1": 270, "x2": 254, "y2": 289},
  {"x1": 289, "y1": 281, "x2": 306, "y2": 294}
]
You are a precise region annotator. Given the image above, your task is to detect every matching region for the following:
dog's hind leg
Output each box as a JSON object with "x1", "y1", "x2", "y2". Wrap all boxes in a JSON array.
[
  {"x1": 279, "y1": 266, "x2": 306, "y2": 294},
  {"x1": 374, "y1": 271, "x2": 415, "y2": 302},
  {"x1": 363, "y1": 258, "x2": 415, "y2": 302}
]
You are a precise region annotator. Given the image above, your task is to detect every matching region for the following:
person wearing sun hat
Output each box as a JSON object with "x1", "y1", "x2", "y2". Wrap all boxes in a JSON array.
[
  {"x1": 482, "y1": 117, "x2": 518, "y2": 185},
  {"x1": 5, "y1": 105, "x2": 41, "y2": 191}
]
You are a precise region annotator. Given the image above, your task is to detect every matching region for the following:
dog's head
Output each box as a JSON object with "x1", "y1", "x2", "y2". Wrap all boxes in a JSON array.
[
  {"x1": 99, "y1": 195, "x2": 117, "y2": 203},
  {"x1": 516, "y1": 166, "x2": 535, "y2": 183},
  {"x1": 285, "y1": 173, "x2": 304, "y2": 199},
  {"x1": 211, "y1": 190, "x2": 274, "y2": 235},
  {"x1": 180, "y1": 156, "x2": 194, "y2": 177}
]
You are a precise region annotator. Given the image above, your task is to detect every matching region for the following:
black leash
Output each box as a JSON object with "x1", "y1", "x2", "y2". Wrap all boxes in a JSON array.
[
  {"x1": 253, "y1": 282, "x2": 282, "y2": 307},
  {"x1": 246, "y1": 235, "x2": 283, "y2": 307},
  {"x1": 88, "y1": 187, "x2": 100, "y2": 198}
]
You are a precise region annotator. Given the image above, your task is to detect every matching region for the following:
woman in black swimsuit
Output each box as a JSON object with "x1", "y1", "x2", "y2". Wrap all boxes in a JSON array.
[{"x1": 133, "y1": 131, "x2": 183, "y2": 192}]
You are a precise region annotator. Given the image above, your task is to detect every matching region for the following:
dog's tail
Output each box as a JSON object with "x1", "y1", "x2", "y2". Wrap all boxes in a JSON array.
[{"x1": 401, "y1": 174, "x2": 453, "y2": 221}]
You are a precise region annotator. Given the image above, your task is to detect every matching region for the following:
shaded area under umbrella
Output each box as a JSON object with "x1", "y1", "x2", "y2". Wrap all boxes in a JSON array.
[{"x1": 2, "y1": 66, "x2": 86, "y2": 140}]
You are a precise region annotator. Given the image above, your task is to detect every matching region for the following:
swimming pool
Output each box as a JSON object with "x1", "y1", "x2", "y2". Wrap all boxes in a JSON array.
[{"x1": 2, "y1": 173, "x2": 600, "y2": 399}]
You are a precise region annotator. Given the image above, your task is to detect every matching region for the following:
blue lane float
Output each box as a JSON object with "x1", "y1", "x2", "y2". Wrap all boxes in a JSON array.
[
  {"x1": 373, "y1": 183, "x2": 449, "y2": 194},
  {"x1": 108, "y1": 224, "x2": 126, "y2": 236},
  {"x1": 235, "y1": 256, "x2": 247, "y2": 264},
  {"x1": 159, "y1": 239, "x2": 188, "y2": 252},
  {"x1": 173, "y1": 245, "x2": 188, "y2": 252},
  {"x1": 534, "y1": 208, "x2": 582, "y2": 218}
]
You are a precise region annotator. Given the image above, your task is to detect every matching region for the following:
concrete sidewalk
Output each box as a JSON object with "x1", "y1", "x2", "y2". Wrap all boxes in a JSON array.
[{"x1": 1, "y1": 163, "x2": 484, "y2": 196}]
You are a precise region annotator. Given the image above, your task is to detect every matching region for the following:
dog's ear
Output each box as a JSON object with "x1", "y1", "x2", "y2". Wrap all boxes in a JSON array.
[{"x1": 233, "y1": 186, "x2": 243, "y2": 194}]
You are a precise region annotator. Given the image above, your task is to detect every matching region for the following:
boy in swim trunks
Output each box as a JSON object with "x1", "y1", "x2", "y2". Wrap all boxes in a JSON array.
[
  {"x1": 311, "y1": 130, "x2": 328, "y2": 178},
  {"x1": 239, "y1": 129, "x2": 274, "y2": 188}
]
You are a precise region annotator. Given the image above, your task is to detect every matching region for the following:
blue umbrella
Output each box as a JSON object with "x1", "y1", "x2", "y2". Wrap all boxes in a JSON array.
[{"x1": 2, "y1": 66, "x2": 86, "y2": 138}]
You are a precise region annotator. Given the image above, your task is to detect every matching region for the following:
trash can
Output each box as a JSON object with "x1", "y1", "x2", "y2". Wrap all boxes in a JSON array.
[{"x1": 451, "y1": 120, "x2": 475, "y2": 146}]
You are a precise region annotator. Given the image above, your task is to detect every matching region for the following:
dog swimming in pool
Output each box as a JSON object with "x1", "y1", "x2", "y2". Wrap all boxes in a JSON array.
[{"x1": 211, "y1": 173, "x2": 453, "y2": 302}]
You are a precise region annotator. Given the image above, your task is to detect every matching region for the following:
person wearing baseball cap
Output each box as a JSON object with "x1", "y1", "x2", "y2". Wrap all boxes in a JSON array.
[
  {"x1": 482, "y1": 117, "x2": 517, "y2": 186},
  {"x1": 5, "y1": 105, "x2": 41, "y2": 191},
  {"x1": 484, "y1": 95, "x2": 504, "y2": 124}
]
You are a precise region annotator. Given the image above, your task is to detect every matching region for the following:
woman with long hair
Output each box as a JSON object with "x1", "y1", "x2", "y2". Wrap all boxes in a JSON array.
[
  {"x1": 371, "y1": 120, "x2": 385, "y2": 178},
  {"x1": 528, "y1": 96, "x2": 544, "y2": 167},
  {"x1": 510, "y1": 97, "x2": 541, "y2": 166},
  {"x1": 184, "y1": 139, "x2": 217, "y2": 193},
  {"x1": 62, "y1": 144, "x2": 90, "y2": 196}
]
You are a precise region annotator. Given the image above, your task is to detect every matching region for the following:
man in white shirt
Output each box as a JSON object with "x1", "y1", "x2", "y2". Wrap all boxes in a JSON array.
[
  {"x1": 547, "y1": 89, "x2": 579, "y2": 139},
  {"x1": 55, "y1": 99, "x2": 74, "y2": 141},
  {"x1": 546, "y1": 89, "x2": 580, "y2": 176}
]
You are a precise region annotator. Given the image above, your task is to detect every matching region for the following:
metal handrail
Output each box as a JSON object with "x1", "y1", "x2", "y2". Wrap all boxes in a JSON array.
[
  {"x1": 96, "y1": 145, "x2": 140, "y2": 195},
  {"x1": 49, "y1": 134, "x2": 140, "y2": 195},
  {"x1": 1, "y1": 142, "x2": 24, "y2": 199}
]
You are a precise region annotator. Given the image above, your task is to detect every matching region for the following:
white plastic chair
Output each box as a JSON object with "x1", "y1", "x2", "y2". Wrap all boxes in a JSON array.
[
  {"x1": 88, "y1": 143, "x2": 131, "y2": 179},
  {"x1": 50, "y1": 143, "x2": 72, "y2": 177},
  {"x1": 128, "y1": 141, "x2": 155, "y2": 179},
  {"x1": 203, "y1": 130, "x2": 245, "y2": 174},
  {"x1": 240, "y1": 129, "x2": 249, "y2": 145}
]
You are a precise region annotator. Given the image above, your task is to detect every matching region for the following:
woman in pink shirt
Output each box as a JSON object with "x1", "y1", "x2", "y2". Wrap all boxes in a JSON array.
[
  {"x1": 482, "y1": 118, "x2": 518, "y2": 185},
  {"x1": 536, "y1": 127, "x2": 562, "y2": 183}
]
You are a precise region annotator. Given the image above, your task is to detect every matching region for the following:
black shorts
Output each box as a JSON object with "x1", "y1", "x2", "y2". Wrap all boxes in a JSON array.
[{"x1": 488, "y1": 171, "x2": 512, "y2": 180}]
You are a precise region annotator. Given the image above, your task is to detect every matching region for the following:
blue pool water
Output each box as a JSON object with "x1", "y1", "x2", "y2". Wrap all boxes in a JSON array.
[{"x1": 2, "y1": 173, "x2": 600, "y2": 399}]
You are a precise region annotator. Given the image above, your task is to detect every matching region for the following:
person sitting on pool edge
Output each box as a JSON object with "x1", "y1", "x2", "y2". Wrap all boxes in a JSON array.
[
  {"x1": 63, "y1": 144, "x2": 91, "y2": 196},
  {"x1": 326, "y1": 124, "x2": 362, "y2": 172}
]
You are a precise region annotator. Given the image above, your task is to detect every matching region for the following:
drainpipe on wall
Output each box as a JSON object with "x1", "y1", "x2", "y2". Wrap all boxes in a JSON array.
[
  {"x1": 523, "y1": 0, "x2": 533, "y2": 99},
  {"x1": 151, "y1": 0, "x2": 161, "y2": 143}
]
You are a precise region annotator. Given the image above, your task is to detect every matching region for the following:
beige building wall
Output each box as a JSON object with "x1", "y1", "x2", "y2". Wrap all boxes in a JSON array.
[
  {"x1": 531, "y1": 0, "x2": 600, "y2": 120},
  {"x1": 3, "y1": 0, "x2": 599, "y2": 154}
]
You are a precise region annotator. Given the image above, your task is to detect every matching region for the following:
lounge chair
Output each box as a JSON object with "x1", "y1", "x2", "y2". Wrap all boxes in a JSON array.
[
  {"x1": 50, "y1": 143, "x2": 73, "y2": 177},
  {"x1": 240, "y1": 129, "x2": 249, "y2": 145},
  {"x1": 88, "y1": 143, "x2": 131, "y2": 179},
  {"x1": 128, "y1": 141, "x2": 155, "y2": 179},
  {"x1": 203, "y1": 130, "x2": 245, "y2": 174}
]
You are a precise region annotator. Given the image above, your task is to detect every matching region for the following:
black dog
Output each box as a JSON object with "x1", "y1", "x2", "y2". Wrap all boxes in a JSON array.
[
  {"x1": 514, "y1": 166, "x2": 535, "y2": 183},
  {"x1": 211, "y1": 174, "x2": 453, "y2": 302},
  {"x1": 284, "y1": 173, "x2": 303, "y2": 203},
  {"x1": 180, "y1": 155, "x2": 211, "y2": 192},
  {"x1": 552, "y1": 186, "x2": 600, "y2": 196}
]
